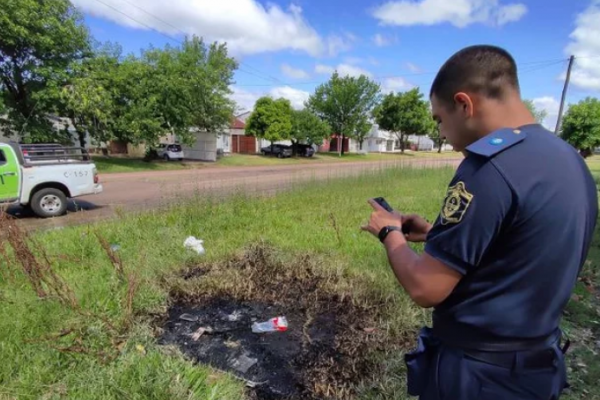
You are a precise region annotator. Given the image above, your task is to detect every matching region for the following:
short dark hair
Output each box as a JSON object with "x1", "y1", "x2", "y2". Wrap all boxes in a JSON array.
[{"x1": 430, "y1": 45, "x2": 520, "y2": 107}]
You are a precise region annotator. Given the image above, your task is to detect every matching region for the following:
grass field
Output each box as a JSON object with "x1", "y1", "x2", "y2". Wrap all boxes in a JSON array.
[
  {"x1": 93, "y1": 151, "x2": 463, "y2": 173},
  {"x1": 1, "y1": 163, "x2": 598, "y2": 399}
]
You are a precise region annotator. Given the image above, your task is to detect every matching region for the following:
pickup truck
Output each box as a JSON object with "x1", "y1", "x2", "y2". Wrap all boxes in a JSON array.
[{"x1": 0, "y1": 141, "x2": 103, "y2": 218}]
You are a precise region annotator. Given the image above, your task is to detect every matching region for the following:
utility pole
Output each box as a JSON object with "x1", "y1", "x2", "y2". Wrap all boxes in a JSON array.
[{"x1": 555, "y1": 55, "x2": 575, "y2": 135}]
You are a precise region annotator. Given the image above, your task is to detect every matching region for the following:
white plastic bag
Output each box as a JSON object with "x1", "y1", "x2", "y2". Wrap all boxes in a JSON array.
[{"x1": 184, "y1": 236, "x2": 205, "y2": 255}]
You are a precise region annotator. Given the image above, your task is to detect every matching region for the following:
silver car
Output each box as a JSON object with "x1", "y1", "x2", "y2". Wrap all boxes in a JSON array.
[{"x1": 157, "y1": 144, "x2": 184, "y2": 161}]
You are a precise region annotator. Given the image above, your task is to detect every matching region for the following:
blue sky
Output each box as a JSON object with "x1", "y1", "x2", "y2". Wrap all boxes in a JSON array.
[{"x1": 75, "y1": 0, "x2": 600, "y2": 128}]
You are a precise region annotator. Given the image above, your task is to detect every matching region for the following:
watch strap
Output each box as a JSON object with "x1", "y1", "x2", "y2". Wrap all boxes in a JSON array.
[{"x1": 378, "y1": 226, "x2": 402, "y2": 243}]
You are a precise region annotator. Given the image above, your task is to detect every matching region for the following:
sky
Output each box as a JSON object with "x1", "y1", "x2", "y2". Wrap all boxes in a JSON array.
[{"x1": 72, "y1": 0, "x2": 600, "y2": 130}]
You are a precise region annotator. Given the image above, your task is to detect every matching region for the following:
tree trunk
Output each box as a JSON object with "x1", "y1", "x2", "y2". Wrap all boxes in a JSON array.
[
  {"x1": 400, "y1": 133, "x2": 406, "y2": 153},
  {"x1": 359, "y1": 140, "x2": 363, "y2": 150},
  {"x1": 341, "y1": 134, "x2": 345, "y2": 156},
  {"x1": 291, "y1": 140, "x2": 298, "y2": 157},
  {"x1": 438, "y1": 138, "x2": 443, "y2": 153}
]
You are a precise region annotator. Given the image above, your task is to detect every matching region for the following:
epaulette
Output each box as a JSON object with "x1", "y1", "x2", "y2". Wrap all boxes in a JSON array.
[{"x1": 466, "y1": 128, "x2": 527, "y2": 158}]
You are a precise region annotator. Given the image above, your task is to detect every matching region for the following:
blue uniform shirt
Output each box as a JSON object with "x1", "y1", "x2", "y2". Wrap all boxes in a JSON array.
[{"x1": 425, "y1": 124, "x2": 598, "y2": 341}]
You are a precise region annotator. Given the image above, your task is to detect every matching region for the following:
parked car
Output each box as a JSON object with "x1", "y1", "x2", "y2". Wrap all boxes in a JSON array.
[
  {"x1": 295, "y1": 144, "x2": 315, "y2": 157},
  {"x1": 261, "y1": 144, "x2": 293, "y2": 158},
  {"x1": 0, "y1": 141, "x2": 102, "y2": 218},
  {"x1": 157, "y1": 144, "x2": 184, "y2": 161}
]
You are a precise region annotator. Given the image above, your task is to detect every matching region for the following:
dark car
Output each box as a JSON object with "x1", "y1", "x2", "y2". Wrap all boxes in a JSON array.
[
  {"x1": 261, "y1": 144, "x2": 293, "y2": 158},
  {"x1": 295, "y1": 144, "x2": 315, "y2": 157}
]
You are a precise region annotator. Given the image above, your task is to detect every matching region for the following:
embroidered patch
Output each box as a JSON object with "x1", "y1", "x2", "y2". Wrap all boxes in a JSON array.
[{"x1": 441, "y1": 181, "x2": 473, "y2": 225}]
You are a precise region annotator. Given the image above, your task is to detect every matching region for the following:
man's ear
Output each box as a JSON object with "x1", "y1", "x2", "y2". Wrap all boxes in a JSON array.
[{"x1": 453, "y1": 92, "x2": 474, "y2": 118}]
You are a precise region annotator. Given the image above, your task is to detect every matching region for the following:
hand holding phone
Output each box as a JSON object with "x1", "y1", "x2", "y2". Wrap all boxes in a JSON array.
[{"x1": 372, "y1": 197, "x2": 410, "y2": 235}]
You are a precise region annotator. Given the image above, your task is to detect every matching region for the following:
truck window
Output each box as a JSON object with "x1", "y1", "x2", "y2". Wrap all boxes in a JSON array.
[{"x1": 0, "y1": 150, "x2": 6, "y2": 166}]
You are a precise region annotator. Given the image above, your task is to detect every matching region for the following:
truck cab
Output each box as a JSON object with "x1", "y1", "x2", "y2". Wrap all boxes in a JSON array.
[{"x1": 0, "y1": 142, "x2": 103, "y2": 218}]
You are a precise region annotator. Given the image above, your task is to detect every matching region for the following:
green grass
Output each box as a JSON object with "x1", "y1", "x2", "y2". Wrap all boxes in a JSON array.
[
  {"x1": 0, "y1": 165, "x2": 450, "y2": 399},
  {"x1": 1, "y1": 160, "x2": 599, "y2": 399},
  {"x1": 92, "y1": 156, "x2": 195, "y2": 174},
  {"x1": 94, "y1": 151, "x2": 463, "y2": 173}
]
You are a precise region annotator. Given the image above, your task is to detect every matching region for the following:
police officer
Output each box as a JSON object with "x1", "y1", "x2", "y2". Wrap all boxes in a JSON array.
[{"x1": 362, "y1": 45, "x2": 598, "y2": 399}]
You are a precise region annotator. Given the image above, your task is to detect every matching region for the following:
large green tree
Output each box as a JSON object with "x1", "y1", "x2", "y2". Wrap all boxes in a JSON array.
[
  {"x1": 560, "y1": 97, "x2": 600, "y2": 158},
  {"x1": 0, "y1": 0, "x2": 90, "y2": 142},
  {"x1": 524, "y1": 99, "x2": 548, "y2": 125},
  {"x1": 374, "y1": 88, "x2": 436, "y2": 153},
  {"x1": 306, "y1": 72, "x2": 380, "y2": 155},
  {"x1": 246, "y1": 97, "x2": 293, "y2": 152},
  {"x1": 62, "y1": 36, "x2": 238, "y2": 148},
  {"x1": 290, "y1": 109, "x2": 331, "y2": 151}
]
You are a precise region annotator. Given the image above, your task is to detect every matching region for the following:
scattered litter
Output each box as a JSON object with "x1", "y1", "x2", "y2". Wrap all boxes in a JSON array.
[
  {"x1": 245, "y1": 380, "x2": 268, "y2": 388},
  {"x1": 230, "y1": 352, "x2": 258, "y2": 374},
  {"x1": 184, "y1": 236, "x2": 205, "y2": 255},
  {"x1": 363, "y1": 327, "x2": 377, "y2": 333},
  {"x1": 224, "y1": 340, "x2": 241, "y2": 349},
  {"x1": 251, "y1": 316, "x2": 288, "y2": 333},
  {"x1": 110, "y1": 244, "x2": 121, "y2": 252},
  {"x1": 136, "y1": 344, "x2": 146, "y2": 355},
  {"x1": 179, "y1": 313, "x2": 199, "y2": 322},
  {"x1": 188, "y1": 327, "x2": 207, "y2": 341},
  {"x1": 227, "y1": 310, "x2": 242, "y2": 322}
]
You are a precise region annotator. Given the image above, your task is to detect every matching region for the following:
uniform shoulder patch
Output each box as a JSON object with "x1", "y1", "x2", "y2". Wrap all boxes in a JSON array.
[
  {"x1": 441, "y1": 181, "x2": 473, "y2": 225},
  {"x1": 466, "y1": 128, "x2": 527, "y2": 158}
]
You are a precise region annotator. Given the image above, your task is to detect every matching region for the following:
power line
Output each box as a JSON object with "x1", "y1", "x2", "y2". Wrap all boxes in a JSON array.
[
  {"x1": 91, "y1": 0, "x2": 283, "y2": 85},
  {"x1": 235, "y1": 58, "x2": 570, "y2": 87}
]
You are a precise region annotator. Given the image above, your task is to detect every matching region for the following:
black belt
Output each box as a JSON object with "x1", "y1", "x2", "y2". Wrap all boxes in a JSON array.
[
  {"x1": 432, "y1": 315, "x2": 562, "y2": 352},
  {"x1": 463, "y1": 347, "x2": 557, "y2": 370}
]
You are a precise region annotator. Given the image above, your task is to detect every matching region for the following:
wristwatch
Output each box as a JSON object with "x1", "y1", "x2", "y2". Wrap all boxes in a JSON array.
[{"x1": 378, "y1": 226, "x2": 403, "y2": 244}]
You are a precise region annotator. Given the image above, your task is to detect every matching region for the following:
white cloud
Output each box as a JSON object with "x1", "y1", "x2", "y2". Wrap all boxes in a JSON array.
[
  {"x1": 373, "y1": 33, "x2": 394, "y2": 47},
  {"x1": 564, "y1": 1, "x2": 600, "y2": 91},
  {"x1": 532, "y1": 96, "x2": 561, "y2": 130},
  {"x1": 229, "y1": 85, "x2": 310, "y2": 112},
  {"x1": 315, "y1": 64, "x2": 372, "y2": 78},
  {"x1": 371, "y1": 0, "x2": 528, "y2": 28},
  {"x1": 281, "y1": 64, "x2": 309, "y2": 79},
  {"x1": 71, "y1": 0, "x2": 324, "y2": 56},
  {"x1": 269, "y1": 86, "x2": 310, "y2": 109},
  {"x1": 382, "y1": 77, "x2": 415, "y2": 93},
  {"x1": 326, "y1": 32, "x2": 357, "y2": 56},
  {"x1": 406, "y1": 62, "x2": 422, "y2": 73},
  {"x1": 229, "y1": 86, "x2": 262, "y2": 114}
]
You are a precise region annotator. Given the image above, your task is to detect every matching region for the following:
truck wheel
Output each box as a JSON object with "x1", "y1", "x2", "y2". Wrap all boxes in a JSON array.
[{"x1": 31, "y1": 188, "x2": 68, "y2": 218}]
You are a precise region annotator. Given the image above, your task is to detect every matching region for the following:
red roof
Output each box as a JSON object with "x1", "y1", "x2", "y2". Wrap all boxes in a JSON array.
[{"x1": 231, "y1": 117, "x2": 246, "y2": 129}]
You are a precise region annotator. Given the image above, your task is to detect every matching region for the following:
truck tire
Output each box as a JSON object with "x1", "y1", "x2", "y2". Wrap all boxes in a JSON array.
[{"x1": 31, "y1": 188, "x2": 68, "y2": 218}]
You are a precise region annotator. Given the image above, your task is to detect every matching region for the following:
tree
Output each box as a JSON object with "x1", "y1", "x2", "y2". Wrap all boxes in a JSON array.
[
  {"x1": 0, "y1": 0, "x2": 90, "y2": 142},
  {"x1": 560, "y1": 97, "x2": 600, "y2": 158},
  {"x1": 62, "y1": 36, "x2": 238, "y2": 148},
  {"x1": 374, "y1": 88, "x2": 436, "y2": 153},
  {"x1": 306, "y1": 72, "x2": 380, "y2": 156},
  {"x1": 290, "y1": 109, "x2": 331, "y2": 153},
  {"x1": 428, "y1": 124, "x2": 444, "y2": 153},
  {"x1": 524, "y1": 99, "x2": 548, "y2": 124},
  {"x1": 246, "y1": 97, "x2": 293, "y2": 152}
]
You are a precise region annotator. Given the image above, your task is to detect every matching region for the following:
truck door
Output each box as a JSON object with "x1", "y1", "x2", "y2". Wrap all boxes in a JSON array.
[{"x1": 0, "y1": 144, "x2": 21, "y2": 202}]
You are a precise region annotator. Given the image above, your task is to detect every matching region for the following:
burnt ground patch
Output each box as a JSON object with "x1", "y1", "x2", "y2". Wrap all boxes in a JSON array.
[{"x1": 158, "y1": 243, "x2": 407, "y2": 400}]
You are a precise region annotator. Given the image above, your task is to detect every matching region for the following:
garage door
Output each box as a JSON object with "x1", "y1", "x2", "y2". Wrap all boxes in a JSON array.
[{"x1": 232, "y1": 135, "x2": 256, "y2": 154}]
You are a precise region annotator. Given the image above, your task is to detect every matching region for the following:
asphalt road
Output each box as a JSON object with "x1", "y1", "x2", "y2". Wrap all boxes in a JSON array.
[{"x1": 9, "y1": 157, "x2": 461, "y2": 231}]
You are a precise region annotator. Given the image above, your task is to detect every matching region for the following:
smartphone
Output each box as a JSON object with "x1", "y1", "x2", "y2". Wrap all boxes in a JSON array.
[
  {"x1": 373, "y1": 197, "x2": 394, "y2": 212},
  {"x1": 373, "y1": 197, "x2": 410, "y2": 235}
]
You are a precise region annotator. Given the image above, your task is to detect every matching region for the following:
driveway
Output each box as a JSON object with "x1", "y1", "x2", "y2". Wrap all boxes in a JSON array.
[{"x1": 10, "y1": 157, "x2": 461, "y2": 231}]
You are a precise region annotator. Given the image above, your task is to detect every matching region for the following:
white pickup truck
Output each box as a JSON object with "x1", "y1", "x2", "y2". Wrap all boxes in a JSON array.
[{"x1": 0, "y1": 141, "x2": 103, "y2": 218}]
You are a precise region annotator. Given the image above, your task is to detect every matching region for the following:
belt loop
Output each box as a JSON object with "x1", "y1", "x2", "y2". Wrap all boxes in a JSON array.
[{"x1": 511, "y1": 352, "x2": 523, "y2": 375}]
